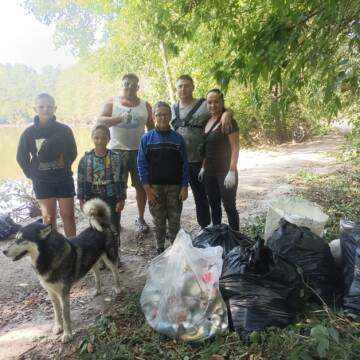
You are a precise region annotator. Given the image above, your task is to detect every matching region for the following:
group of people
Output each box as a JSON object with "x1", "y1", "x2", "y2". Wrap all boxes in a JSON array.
[{"x1": 16, "y1": 73, "x2": 240, "y2": 255}]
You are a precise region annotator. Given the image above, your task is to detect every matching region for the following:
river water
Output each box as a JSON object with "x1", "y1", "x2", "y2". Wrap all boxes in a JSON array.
[{"x1": 0, "y1": 126, "x2": 93, "y2": 180}]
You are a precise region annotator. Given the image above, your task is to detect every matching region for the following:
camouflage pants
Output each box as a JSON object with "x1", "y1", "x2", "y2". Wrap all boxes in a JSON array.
[{"x1": 148, "y1": 185, "x2": 183, "y2": 250}]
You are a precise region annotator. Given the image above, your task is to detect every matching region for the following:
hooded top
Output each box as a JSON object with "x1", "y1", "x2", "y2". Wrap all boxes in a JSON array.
[{"x1": 16, "y1": 116, "x2": 77, "y2": 182}]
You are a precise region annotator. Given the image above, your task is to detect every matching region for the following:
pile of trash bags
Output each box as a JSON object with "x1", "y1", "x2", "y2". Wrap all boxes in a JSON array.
[
  {"x1": 340, "y1": 220, "x2": 360, "y2": 317},
  {"x1": 267, "y1": 219, "x2": 340, "y2": 305},
  {"x1": 140, "y1": 230, "x2": 228, "y2": 342},
  {"x1": 219, "y1": 239, "x2": 302, "y2": 341},
  {"x1": 193, "y1": 224, "x2": 252, "y2": 257},
  {"x1": 141, "y1": 197, "x2": 360, "y2": 342}
]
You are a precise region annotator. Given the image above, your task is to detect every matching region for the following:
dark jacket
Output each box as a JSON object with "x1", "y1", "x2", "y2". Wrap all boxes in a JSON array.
[
  {"x1": 137, "y1": 128, "x2": 189, "y2": 186},
  {"x1": 16, "y1": 116, "x2": 77, "y2": 182}
]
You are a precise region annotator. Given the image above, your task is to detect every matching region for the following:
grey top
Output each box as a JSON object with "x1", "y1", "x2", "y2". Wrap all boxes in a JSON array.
[{"x1": 171, "y1": 99, "x2": 209, "y2": 163}]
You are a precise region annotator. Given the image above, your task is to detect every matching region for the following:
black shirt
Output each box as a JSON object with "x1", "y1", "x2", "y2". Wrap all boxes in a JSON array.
[
  {"x1": 16, "y1": 116, "x2": 77, "y2": 182},
  {"x1": 204, "y1": 118, "x2": 239, "y2": 176}
]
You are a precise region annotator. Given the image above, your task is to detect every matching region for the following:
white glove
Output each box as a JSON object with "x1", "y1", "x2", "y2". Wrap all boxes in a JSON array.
[
  {"x1": 198, "y1": 167, "x2": 205, "y2": 182},
  {"x1": 224, "y1": 170, "x2": 236, "y2": 189}
]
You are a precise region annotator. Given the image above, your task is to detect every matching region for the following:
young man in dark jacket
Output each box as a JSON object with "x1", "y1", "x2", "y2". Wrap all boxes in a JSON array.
[{"x1": 16, "y1": 93, "x2": 77, "y2": 236}]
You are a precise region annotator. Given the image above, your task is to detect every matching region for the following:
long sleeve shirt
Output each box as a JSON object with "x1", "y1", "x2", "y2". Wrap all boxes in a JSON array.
[
  {"x1": 137, "y1": 128, "x2": 189, "y2": 186},
  {"x1": 16, "y1": 116, "x2": 77, "y2": 182}
]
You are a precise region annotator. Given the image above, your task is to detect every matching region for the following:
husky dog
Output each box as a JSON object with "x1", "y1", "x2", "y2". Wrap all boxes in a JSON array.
[{"x1": 3, "y1": 198, "x2": 120, "y2": 343}]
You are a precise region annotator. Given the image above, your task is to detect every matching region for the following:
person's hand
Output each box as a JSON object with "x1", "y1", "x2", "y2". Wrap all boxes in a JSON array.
[
  {"x1": 79, "y1": 199, "x2": 85, "y2": 211},
  {"x1": 145, "y1": 186, "x2": 158, "y2": 206},
  {"x1": 221, "y1": 110, "x2": 233, "y2": 134},
  {"x1": 198, "y1": 167, "x2": 205, "y2": 182},
  {"x1": 116, "y1": 200, "x2": 125, "y2": 212},
  {"x1": 179, "y1": 186, "x2": 188, "y2": 202},
  {"x1": 224, "y1": 170, "x2": 236, "y2": 189}
]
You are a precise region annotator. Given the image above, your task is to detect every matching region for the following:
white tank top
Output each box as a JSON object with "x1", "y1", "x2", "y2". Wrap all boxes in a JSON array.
[{"x1": 109, "y1": 97, "x2": 148, "y2": 150}]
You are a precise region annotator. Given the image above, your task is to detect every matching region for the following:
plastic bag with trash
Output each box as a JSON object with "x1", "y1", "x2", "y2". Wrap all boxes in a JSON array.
[
  {"x1": 264, "y1": 196, "x2": 329, "y2": 241},
  {"x1": 267, "y1": 219, "x2": 340, "y2": 304},
  {"x1": 340, "y1": 219, "x2": 360, "y2": 317},
  {"x1": 140, "y1": 229, "x2": 228, "y2": 342},
  {"x1": 219, "y1": 239, "x2": 301, "y2": 341},
  {"x1": 193, "y1": 224, "x2": 253, "y2": 257}
]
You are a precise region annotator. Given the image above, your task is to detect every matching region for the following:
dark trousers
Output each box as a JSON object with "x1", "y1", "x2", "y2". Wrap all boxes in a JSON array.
[
  {"x1": 189, "y1": 162, "x2": 211, "y2": 228},
  {"x1": 204, "y1": 171, "x2": 239, "y2": 231}
]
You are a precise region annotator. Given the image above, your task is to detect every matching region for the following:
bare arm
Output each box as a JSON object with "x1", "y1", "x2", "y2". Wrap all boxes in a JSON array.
[
  {"x1": 228, "y1": 131, "x2": 239, "y2": 171},
  {"x1": 145, "y1": 102, "x2": 155, "y2": 131},
  {"x1": 96, "y1": 100, "x2": 124, "y2": 127},
  {"x1": 220, "y1": 109, "x2": 234, "y2": 134}
]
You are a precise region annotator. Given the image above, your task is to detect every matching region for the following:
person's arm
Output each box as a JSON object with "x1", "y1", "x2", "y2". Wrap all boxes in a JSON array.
[
  {"x1": 145, "y1": 102, "x2": 155, "y2": 131},
  {"x1": 220, "y1": 109, "x2": 233, "y2": 134},
  {"x1": 16, "y1": 131, "x2": 31, "y2": 179},
  {"x1": 96, "y1": 98, "x2": 125, "y2": 127},
  {"x1": 137, "y1": 134, "x2": 158, "y2": 205},
  {"x1": 228, "y1": 131, "x2": 239, "y2": 171},
  {"x1": 77, "y1": 156, "x2": 86, "y2": 209},
  {"x1": 67, "y1": 127, "x2": 77, "y2": 165},
  {"x1": 224, "y1": 131, "x2": 239, "y2": 189}
]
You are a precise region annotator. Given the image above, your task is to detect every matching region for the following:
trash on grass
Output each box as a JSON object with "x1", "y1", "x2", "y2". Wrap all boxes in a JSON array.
[{"x1": 140, "y1": 229, "x2": 228, "y2": 342}]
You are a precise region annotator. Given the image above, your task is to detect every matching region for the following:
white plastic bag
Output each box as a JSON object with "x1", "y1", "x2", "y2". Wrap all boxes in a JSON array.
[
  {"x1": 140, "y1": 229, "x2": 228, "y2": 342},
  {"x1": 264, "y1": 196, "x2": 329, "y2": 241}
]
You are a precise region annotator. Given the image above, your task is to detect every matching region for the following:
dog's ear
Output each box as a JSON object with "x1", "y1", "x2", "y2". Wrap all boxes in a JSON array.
[{"x1": 39, "y1": 224, "x2": 52, "y2": 239}]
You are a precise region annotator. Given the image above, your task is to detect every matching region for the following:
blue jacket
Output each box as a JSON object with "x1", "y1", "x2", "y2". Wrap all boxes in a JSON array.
[{"x1": 137, "y1": 128, "x2": 189, "y2": 186}]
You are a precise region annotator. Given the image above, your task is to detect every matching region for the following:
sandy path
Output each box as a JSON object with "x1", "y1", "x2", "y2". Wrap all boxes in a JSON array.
[{"x1": 0, "y1": 133, "x2": 344, "y2": 359}]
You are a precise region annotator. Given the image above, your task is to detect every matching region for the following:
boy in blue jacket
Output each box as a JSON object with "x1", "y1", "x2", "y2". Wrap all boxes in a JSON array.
[{"x1": 137, "y1": 101, "x2": 189, "y2": 254}]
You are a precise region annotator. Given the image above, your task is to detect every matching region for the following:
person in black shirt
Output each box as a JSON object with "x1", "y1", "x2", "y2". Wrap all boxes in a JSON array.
[
  {"x1": 16, "y1": 93, "x2": 77, "y2": 236},
  {"x1": 198, "y1": 89, "x2": 240, "y2": 230}
]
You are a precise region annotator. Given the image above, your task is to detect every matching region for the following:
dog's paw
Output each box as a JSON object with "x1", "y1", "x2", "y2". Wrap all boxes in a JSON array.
[
  {"x1": 52, "y1": 324, "x2": 63, "y2": 335},
  {"x1": 61, "y1": 333, "x2": 73, "y2": 343}
]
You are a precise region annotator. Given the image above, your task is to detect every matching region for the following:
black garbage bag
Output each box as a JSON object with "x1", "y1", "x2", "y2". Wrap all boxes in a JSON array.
[
  {"x1": 193, "y1": 224, "x2": 253, "y2": 257},
  {"x1": 0, "y1": 215, "x2": 21, "y2": 240},
  {"x1": 219, "y1": 239, "x2": 301, "y2": 341},
  {"x1": 267, "y1": 219, "x2": 340, "y2": 305},
  {"x1": 340, "y1": 219, "x2": 360, "y2": 317}
]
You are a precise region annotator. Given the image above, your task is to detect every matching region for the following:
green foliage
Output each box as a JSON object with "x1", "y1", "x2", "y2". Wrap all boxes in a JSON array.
[
  {"x1": 75, "y1": 292, "x2": 360, "y2": 360},
  {"x1": 18, "y1": 0, "x2": 360, "y2": 143},
  {"x1": 288, "y1": 167, "x2": 360, "y2": 241},
  {"x1": 0, "y1": 64, "x2": 59, "y2": 123},
  {"x1": 0, "y1": 63, "x2": 116, "y2": 124}
]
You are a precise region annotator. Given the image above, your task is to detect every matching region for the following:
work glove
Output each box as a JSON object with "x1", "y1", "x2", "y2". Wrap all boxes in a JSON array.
[
  {"x1": 224, "y1": 170, "x2": 236, "y2": 189},
  {"x1": 198, "y1": 167, "x2": 205, "y2": 182}
]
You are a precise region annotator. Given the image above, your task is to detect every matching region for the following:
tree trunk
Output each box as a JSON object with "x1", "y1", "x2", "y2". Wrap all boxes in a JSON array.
[
  {"x1": 271, "y1": 83, "x2": 287, "y2": 143},
  {"x1": 159, "y1": 41, "x2": 176, "y2": 104}
]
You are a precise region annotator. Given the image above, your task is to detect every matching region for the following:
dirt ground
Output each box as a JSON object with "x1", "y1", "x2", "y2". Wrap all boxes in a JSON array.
[{"x1": 0, "y1": 132, "x2": 345, "y2": 359}]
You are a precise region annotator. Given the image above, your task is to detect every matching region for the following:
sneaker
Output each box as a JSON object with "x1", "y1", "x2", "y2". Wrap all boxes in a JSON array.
[{"x1": 135, "y1": 218, "x2": 149, "y2": 234}]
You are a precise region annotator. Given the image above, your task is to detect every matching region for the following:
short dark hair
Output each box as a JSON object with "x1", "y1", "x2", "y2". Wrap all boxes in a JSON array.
[
  {"x1": 207, "y1": 88, "x2": 224, "y2": 101},
  {"x1": 35, "y1": 93, "x2": 55, "y2": 105},
  {"x1": 153, "y1": 101, "x2": 171, "y2": 114},
  {"x1": 92, "y1": 124, "x2": 110, "y2": 139},
  {"x1": 176, "y1": 74, "x2": 194, "y2": 85},
  {"x1": 122, "y1": 73, "x2": 139, "y2": 84}
]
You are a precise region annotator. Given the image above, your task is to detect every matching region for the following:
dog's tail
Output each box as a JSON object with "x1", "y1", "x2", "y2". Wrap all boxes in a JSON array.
[{"x1": 83, "y1": 198, "x2": 112, "y2": 232}]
